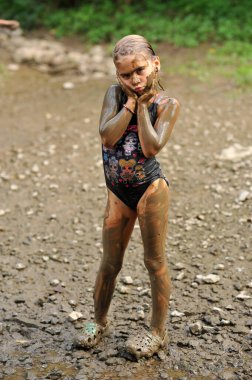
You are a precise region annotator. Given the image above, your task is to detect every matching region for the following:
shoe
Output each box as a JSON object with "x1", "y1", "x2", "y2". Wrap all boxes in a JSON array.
[
  {"x1": 74, "y1": 321, "x2": 109, "y2": 348},
  {"x1": 126, "y1": 328, "x2": 168, "y2": 359}
]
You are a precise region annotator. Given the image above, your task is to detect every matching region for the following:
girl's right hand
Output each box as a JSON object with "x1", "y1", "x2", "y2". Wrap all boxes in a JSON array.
[{"x1": 116, "y1": 74, "x2": 138, "y2": 101}]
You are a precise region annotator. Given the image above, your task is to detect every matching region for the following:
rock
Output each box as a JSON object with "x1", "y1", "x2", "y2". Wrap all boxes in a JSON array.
[
  {"x1": 214, "y1": 264, "x2": 225, "y2": 270},
  {"x1": 237, "y1": 190, "x2": 250, "y2": 202},
  {"x1": 15, "y1": 263, "x2": 26, "y2": 270},
  {"x1": 196, "y1": 274, "x2": 220, "y2": 284},
  {"x1": 69, "y1": 299, "x2": 78, "y2": 307},
  {"x1": 10, "y1": 184, "x2": 18, "y2": 191},
  {"x1": 189, "y1": 321, "x2": 203, "y2": 335},
  {"x1": 62, "y1": 81, "x2": 75, "y2": 90},
  {"x1": 176, "y1": 271, "x2": 185, "y2": 280},
  {"x1": 218, "y1": 143, "x2": 252, "y2": 162},
  {"x1": 236, "y1": 291, "x2": 251, "y2": 300},
  {"x1": 7, "y1": 63, "x2": 19, "y2": 71},
  {"x1": 171, "y1": 310, "x2": 185, "y2": 317},
  {"x1": 50, "y1": 279, "x2": 60, "y2": 286},
  {"x1": 174, "y1": 262, "x2": 186, "y2": 270},
  {"x1": 122, "y1": 276, "x2": 133, "y2": 285},
  {"x1": 136, "y1": 309, "x2": 145, "y2": 320},
  {"x1": 117, "y1": 285, "x2": 130, "y2": 294},
  {"x1": 68, "y1": 311, "x2": 83, "y2": 321}
]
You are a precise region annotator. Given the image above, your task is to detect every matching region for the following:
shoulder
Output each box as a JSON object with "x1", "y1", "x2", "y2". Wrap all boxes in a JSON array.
[
  {"x1": 155, "y1": 92, "x2": 180, "y2": 117},
  {"x1": 101, "y1": 84, "x2": 124, "y2": 111},
  {"x1": 156, "y1": 92, "x2": 180, "y2": 107},
  {"x1": 104, "y1": 84, "x2": 123, "y2": 100}
]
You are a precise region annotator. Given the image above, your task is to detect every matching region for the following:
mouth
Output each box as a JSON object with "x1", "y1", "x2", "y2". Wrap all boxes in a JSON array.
[{"x1": 134, "y1": 86, "x2": 144, "y2": 92}]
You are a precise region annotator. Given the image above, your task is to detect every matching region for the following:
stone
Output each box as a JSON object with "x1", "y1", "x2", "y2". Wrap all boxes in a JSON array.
[
  {"x1": 122, "y1": 276, "x2": 133, "y2": 285},
  {"x1": 171, "y1": 310, "x2": 185, "y2": 317},
  {"x1": 68, "y1": 311, "x2": 83, "y2": 321},
  {"x1": 176, "y1": 271, "x2": 185, "y2": 280},
  {"x1": 50, "y1": 279, "x2": 60, "y2": 286},
  {"x1": 237, "y1": 190, "x2": 250, "y2": 202},
  {"x1": 15, "y1": 263, "x2": 26, "y2": 270},
  {"x1": 189, "y1": 321, "x2": 203, "y2": 335},
  {"x1": 62, "y1": 81, "x2": 75, "y2": 90},
  {"x1": 196, "y1": 274, "x2": 220, "y2": 284},
  {"x1": 117, "y1": 285, "x2": 130, "y2": 294},
  {"x1": 236, "y1": 291, "x2": 251, "y2": 300},
  {"x1": 218, "y1": 143, "x2": 252, "y2": 162}
]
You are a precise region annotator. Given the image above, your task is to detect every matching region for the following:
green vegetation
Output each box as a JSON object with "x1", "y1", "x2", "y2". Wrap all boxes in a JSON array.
[
  {"x1": 1, "y1": 1, "x2": 251, "y2": 88},
  {"x1": 0, "y1": 0, "x2": 251, "y2": 47},
  {"x1": 166, "y1": 41, "x2": 252, "y2": 89}
]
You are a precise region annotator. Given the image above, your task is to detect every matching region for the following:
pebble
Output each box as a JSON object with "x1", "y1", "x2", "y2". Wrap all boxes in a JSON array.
[
  {"x1": 171, "y1": 310, "x2": 185, "y2": 317},
  {"x1": 122, "y1": 276, "x2": 133, "y2": 285},
  {"x1": 50, "y1": 279, "x2": 60, "y2": 286},
  {"x1": 68, "y1": 311, "x2": 83, "y2": 321},
  {"x1": 7, "y1": 63, "x2": 20, "y2": 71},
  {"x1": 62, "y1": 81, "x2": 75, "y2": 90},
  {"x1": 196, "y1": 274, "x2": 220, "y2": 284},
  {"x1": 31, "y1": 164, "x2": 39, "y2": 173},
  {"x1": 176, "y1": 271, "x2": 185, "y2": 280},
  {"x1": 189, "y1": 321, "x2": 203, "y2": 335},
  {"x1": 82, "y1": 183, "x2": 89, "y2": 191},
  {"x1": 117, "y1": 285, "x2": 130, "y2": 294},
  {"x1": 10, "y1": 184, "x2": 19, "y2": 191},
  {"x1": 236, "y1": 291, "x2": 251, "y2": 300},
  {"x1": 174, "y1": 262, "x2": 186, "y2": 270},
  {"x1": 136, "y1": 309, "x2": 145, "y2": 320},
  {"x1": 214, "y1": 264, "x2": 225, "y2": 270},
  {"x1": 237, "y1": 190, "x2": 250, "y2": 202},
  {"x1": 218, "y1": 143, "x2": 252, "y2": 162},
  {"x1": 15, "y1": 263, "x2": 26, "y2": 270}
]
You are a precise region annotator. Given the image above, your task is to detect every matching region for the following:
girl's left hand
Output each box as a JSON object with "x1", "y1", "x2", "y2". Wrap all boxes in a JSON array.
[{"x1": 138, "y1": 71, "x2": 157, "y2": 105}]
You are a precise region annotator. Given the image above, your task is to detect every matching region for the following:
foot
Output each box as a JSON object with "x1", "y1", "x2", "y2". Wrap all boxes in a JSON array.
[
  {"x1": 126, "y1": 328, "x2": 168, "y2": 359},
  {"x1": 74, "y1": 321, "x2": 109, "y2": 348}
]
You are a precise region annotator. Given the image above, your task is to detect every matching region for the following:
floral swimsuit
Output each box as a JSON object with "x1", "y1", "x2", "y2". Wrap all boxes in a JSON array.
[{"x1": 102, "y1": 91, "x2": 168, "y2": 210}]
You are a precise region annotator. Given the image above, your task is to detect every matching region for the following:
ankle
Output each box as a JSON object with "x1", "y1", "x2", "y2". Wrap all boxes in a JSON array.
[
  {"x1": 151, "y1": 327, "x2": 166, "y2": 338},
  {"x1": 95, "y1": 318, "x2": 107, "y2": 328}
]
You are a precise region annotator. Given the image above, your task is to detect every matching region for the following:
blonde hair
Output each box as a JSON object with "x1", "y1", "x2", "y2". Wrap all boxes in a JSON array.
[
  {"x1": 113, "y1": 34, "x2": 156, "y2": 62},
  {"x1": 113, "y1": 35, "x2": 164, "y2": 91}
]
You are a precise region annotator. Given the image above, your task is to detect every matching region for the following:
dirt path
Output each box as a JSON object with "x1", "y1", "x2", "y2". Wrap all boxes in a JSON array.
[{"x1": 0, "y1": 41, "x2": 251, "y2": 380}]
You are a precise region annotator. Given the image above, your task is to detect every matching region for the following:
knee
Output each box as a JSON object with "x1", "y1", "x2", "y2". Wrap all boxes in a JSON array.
[
  {"x1": 100, "y1": 260, "x2": 122, "y2": 278},
  {"x1": 144, "y1": 256, "x2": 167, "y2": 276}
]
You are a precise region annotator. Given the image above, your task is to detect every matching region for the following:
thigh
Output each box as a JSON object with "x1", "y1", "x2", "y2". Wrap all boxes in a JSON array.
[
  {"x1": 137, "y1": 179, "x2": 169, "y2": 259},
  {"x1": 102, "y1": 189, "x2": 137, "y2": 258}
]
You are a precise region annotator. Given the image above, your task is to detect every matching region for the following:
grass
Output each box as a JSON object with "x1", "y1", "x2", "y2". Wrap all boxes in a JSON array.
[{"x1": 166, "y1": 41, "x2": 252, "y2": 89}]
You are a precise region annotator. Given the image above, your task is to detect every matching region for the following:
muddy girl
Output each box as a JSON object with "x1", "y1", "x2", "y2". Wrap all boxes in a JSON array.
[{"x1": 75, "y1": 34, "x2": 180, "y2": 358}]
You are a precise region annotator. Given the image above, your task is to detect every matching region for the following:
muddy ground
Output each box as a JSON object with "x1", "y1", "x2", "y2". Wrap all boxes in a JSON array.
[{"x1": 0, "y1": 38, "x2": 251, "y2": 380}]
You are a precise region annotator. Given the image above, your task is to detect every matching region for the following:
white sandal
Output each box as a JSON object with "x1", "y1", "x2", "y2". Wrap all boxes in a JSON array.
[
  {"x1": 75, "y1": 321, "x2": 109, "y2": 348},
  {"x1": 126, "y1": 328, "x2": 168, "y2": 359}
]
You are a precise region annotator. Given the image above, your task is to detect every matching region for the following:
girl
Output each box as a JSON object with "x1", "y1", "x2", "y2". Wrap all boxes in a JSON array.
[{"x1": 76, "y1": 35, "x2": 180, "y2": 359}]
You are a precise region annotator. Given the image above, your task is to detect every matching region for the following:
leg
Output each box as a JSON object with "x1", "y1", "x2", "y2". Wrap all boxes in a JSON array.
[
  {"x1": 94, "y1": 189, "x2": 137, "y2": 326},
  {"x1": 137, "y1": 179, "x2": 170, "y2": 337}
]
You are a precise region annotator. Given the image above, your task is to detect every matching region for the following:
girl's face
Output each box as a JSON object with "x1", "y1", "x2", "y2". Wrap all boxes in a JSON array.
[{"x1": 115, "y1": 53, "x2": 160, "y2": 95}]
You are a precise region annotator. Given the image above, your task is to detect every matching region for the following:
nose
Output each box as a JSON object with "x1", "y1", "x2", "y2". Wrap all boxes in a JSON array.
[{"x1": 132, "y1": 73, "x2": 140, "y2": 85}]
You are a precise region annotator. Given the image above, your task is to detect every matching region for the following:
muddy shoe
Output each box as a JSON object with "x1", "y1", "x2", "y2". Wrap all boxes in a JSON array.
[
  {"x1": 126, "y1": 328, "x2": 168, "y2": 359},
  {"x1": 74, "y1": 321, "x2": 109, "y2": 348}
]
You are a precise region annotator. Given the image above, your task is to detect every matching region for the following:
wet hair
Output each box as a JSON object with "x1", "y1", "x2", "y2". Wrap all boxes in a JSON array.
[
  {"x1": 113, "y1": 34, "x2": 164, "y2": 91},
  {"x1": 113, "y1": 35, "x2": 156, "y2": 62}
]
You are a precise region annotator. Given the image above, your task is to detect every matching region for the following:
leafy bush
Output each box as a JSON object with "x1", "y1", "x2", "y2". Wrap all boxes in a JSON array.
[{"x1": 0, "y1": 0, "x2": 251, "y2": 46}]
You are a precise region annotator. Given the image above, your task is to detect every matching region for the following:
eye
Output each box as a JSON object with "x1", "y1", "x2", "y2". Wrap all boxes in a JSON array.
[
  {"x1": 121, "y1": 73, "x2": 130, "y2": 79},
  {"x1": 136, "y1": 68, "x2": 144, "y2": 74}
]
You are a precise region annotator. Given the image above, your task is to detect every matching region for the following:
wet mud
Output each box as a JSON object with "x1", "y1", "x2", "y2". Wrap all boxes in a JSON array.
[{"x1": 0, "y1": 42, "x2": 251, "y2": 380}]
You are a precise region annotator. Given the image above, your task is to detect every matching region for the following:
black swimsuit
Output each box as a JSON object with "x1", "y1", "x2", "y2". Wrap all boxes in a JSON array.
[{"x1": 102, "y1": 91, "x2": 169, "y2": 210}]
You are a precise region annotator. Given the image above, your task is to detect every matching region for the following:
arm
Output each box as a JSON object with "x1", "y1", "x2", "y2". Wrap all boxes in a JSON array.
[
  {"x1": 137, "y1": 96, "x2": 180, "y2": 158},
  {"x1": 99, "y1": 85, "x2": 136, "y2": 148}
]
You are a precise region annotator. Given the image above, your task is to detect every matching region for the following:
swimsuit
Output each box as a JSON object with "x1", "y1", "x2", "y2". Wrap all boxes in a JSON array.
[{"x1": 102, "y1": 91, "x2": 169, "y2": 210}]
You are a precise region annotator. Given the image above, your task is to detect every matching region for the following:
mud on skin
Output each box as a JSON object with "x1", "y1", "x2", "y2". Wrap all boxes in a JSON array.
[{"x1": 0, "y1": 41, "x2": 251, "y2": 379}]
